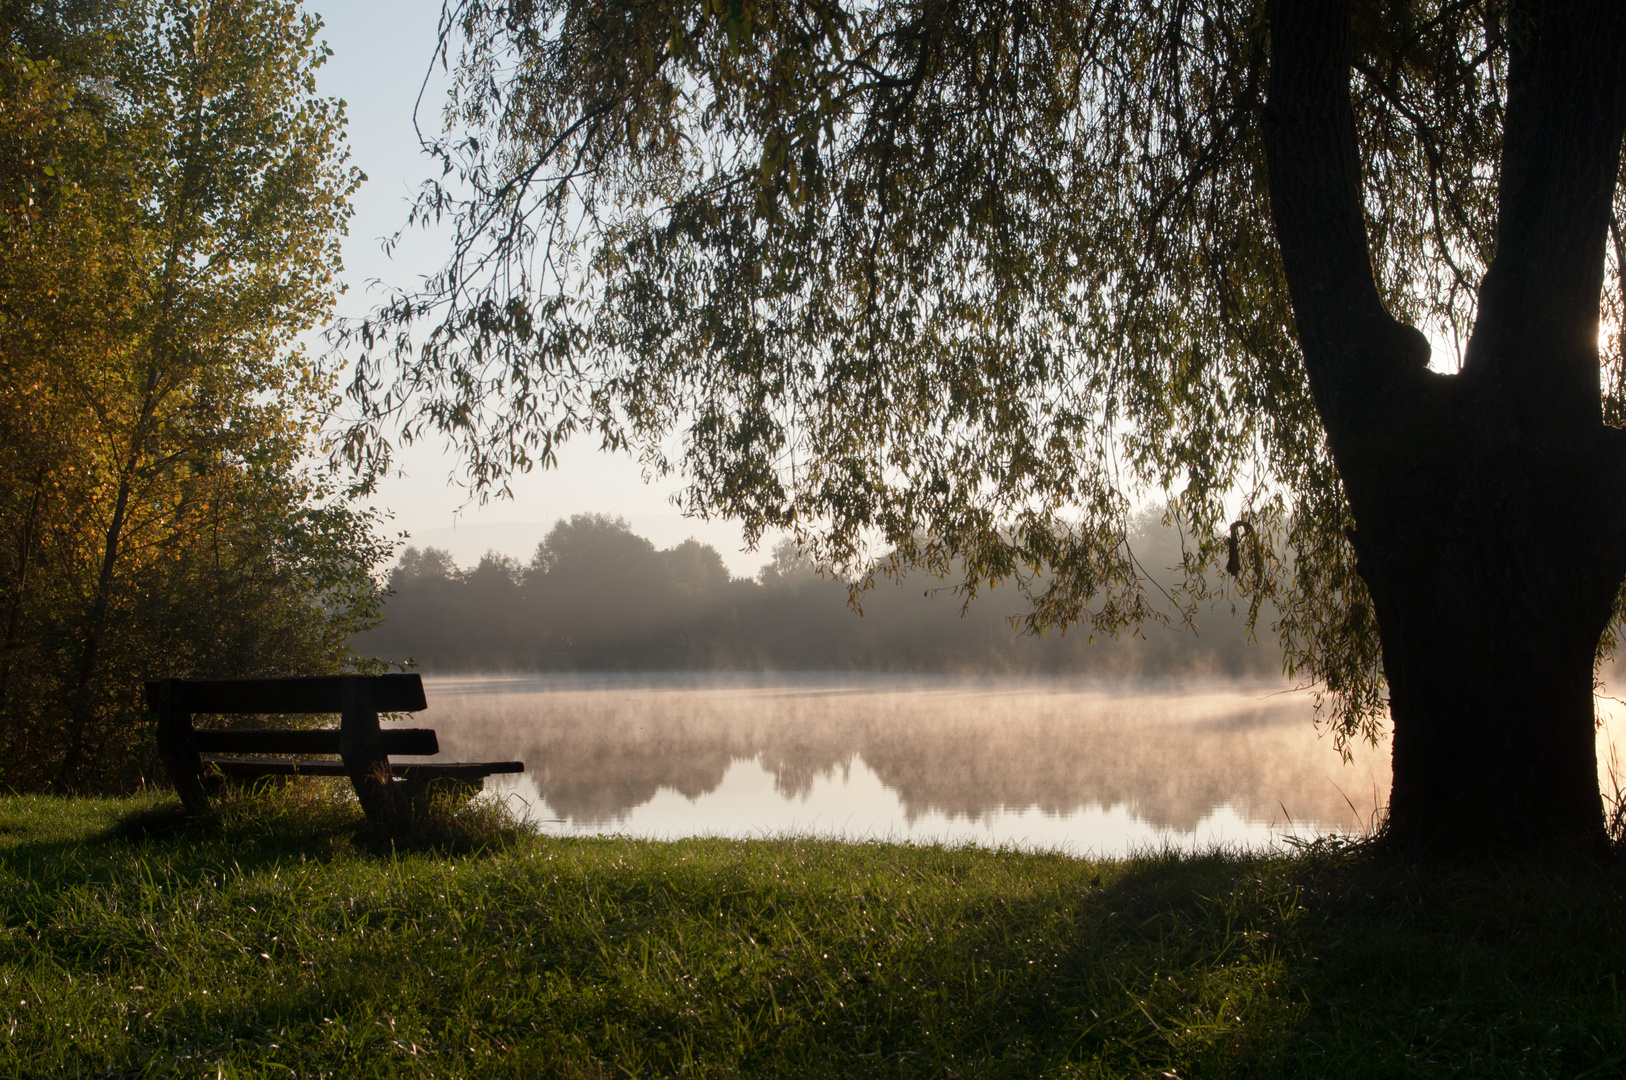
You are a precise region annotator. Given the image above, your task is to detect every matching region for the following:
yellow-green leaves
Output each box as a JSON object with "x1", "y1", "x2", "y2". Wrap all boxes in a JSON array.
[{"x1": 0, "y1": 1, "x2": 387, "y2": 791}]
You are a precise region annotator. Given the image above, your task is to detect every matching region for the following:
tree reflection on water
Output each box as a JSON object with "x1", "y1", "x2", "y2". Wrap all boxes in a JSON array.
[{"x1": 396, "y1": 674, "x2": 1396, "y2": 839}]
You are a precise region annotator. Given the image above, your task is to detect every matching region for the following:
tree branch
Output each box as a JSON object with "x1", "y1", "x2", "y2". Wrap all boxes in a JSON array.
[
  {"x1": 1463, "y1": 0, "x2": 1626, "y2": 430},
  {"x1": 1262, "y1": 0, "x2": 1429, "y2": 450}
]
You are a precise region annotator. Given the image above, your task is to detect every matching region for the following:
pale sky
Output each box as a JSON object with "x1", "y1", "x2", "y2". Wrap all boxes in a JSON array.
[{"x1": 308, "y1": 1, "x2": 783, "y2": 577}]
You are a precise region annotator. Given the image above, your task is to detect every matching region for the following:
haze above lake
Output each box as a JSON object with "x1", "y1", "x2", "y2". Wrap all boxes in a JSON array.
[{"x1": 383, "y1": 674, "x2": 1417, "y2": 855}]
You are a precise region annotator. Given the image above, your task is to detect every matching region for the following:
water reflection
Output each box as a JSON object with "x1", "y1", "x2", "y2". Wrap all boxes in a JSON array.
[{"x1": 389, "y1": 674, "x2": 1401, "y2": 854}]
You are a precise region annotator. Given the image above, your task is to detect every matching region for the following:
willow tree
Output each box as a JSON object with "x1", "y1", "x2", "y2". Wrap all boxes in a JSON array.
[{"x1": 344, "y1": 0, "x2": 1626, "y2": 852}]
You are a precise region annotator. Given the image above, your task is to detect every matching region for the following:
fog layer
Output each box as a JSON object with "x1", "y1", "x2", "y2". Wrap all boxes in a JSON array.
[{"x1": 402, "y1": 674, "x2": 1387, "y2": 837}]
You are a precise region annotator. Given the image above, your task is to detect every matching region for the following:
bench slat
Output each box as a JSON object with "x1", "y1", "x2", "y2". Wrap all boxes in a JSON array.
[
  {"x1": 144, "y1": 674, "x2": 427, "y2": 714},
  {"x1": 205, "y1": 757, "x2": 349, "y2": 776},
  {"x1": 398, "y1": 761, "x2": 526, "y2": 777},
  {"x1": 193, "y1": 728, "x2": 439, "y2": 756},
  {"x1": 206, "y1": 757, "x2": 523, "y2": 780}
]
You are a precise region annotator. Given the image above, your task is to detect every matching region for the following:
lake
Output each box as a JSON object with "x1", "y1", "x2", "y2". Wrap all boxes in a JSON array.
[{"x1": 388, "y1": 673, "x2": 1626, "y2": 857}]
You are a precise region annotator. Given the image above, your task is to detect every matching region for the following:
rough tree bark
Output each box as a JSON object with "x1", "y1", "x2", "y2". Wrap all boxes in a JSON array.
[{"x1": 1264, "y1": 0, "x2": 1626, "y2": 853}]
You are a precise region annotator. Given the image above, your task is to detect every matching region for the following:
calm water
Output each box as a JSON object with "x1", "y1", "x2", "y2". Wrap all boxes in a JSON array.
[{"x1": 387, "y1": 673, "x2": 1626, "y2": 857}]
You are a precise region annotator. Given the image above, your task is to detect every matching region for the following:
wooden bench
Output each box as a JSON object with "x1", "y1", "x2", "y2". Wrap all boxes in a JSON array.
[{"x1": 146, "y1": 674, "x2": 523, "y2": 828}]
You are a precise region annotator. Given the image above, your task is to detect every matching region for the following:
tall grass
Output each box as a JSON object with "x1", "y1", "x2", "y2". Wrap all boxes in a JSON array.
[{"x1": 1, "y1": 787, "x2": 1624, "y2": 1077}]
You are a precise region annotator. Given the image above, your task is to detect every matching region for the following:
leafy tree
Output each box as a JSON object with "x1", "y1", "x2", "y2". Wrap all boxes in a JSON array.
[
  {"x1": 527, "y1": 513, "x2": 719, "y2": 651},
  {"x1": 0, "y1": 1, "x2": 388, "y2": 790},
  {"x1": 343, "y1": 0, "x2": 1626, "y2": 852}
]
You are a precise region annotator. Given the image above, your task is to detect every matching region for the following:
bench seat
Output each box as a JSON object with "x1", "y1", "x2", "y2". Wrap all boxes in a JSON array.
[{"x1": 204, "y1": 756, "x2": 524, "y2": 781}]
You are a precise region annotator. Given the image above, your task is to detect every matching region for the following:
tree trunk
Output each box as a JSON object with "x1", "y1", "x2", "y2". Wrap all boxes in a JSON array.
[
  {"x1": 1349, "y1": 433, "x2": 1621, "y2": 852},
  {"x1": 0, "y1": 474, "x2": 47, "y2": 712},
  {"x1": 1265, "y1": 0, "x2": 1626, "y2": 854},
  {"x1": 54, "y1": 466, "x2": 135, "y2": 787},
  {"x1": 55, "y1": 366, "x2": 163, "y2": 787}
]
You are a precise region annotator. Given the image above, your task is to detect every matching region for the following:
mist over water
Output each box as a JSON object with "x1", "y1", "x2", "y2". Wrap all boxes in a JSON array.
[
  {"x1": 385, "y1": 674, "x2": 1411, "y2": 855},
  {"x1": 390, "y1": 674, "x2": 1626, "y2": 855}
]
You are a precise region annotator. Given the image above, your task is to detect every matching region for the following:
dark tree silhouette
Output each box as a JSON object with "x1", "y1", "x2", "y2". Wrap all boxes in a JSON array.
[{"x1": 1264, "y1": 2, "x2": 1625, "y2": 849}]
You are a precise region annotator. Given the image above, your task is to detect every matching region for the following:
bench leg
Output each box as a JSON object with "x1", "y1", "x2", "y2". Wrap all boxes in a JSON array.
[
  {"x1": 151, "y1": 679, "x2": 210, "y2": 815},
  {"x1": 340, "y1": 679, "x2": 407, "y2": 830},
  {"x1": 347, "y1": 761, "x2": 410, "y2": 828}
]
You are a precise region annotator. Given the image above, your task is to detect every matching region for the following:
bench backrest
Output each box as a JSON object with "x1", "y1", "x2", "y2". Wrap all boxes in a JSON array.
[{"x1": 143, "y1": 674, "x2": 427, "y2": 715}]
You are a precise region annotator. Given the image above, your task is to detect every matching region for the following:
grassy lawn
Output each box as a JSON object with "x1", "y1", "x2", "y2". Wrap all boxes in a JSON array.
[{"x1": 1, "y1": 786, "x2": 1624, "y2": 1078}]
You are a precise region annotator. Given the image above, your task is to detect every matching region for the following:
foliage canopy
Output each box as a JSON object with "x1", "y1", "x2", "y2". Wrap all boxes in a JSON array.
[
  {"x1": 341, "y1": 0, "x2": 1626, "y2": 744},
  {"x1": 0, "y1": 0, "x2": 390, "y2": 789}
]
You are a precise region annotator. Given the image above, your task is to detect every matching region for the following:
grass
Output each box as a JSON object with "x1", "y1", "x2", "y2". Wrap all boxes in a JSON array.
[{"x1": 1, "y1": 785, "x2": 1625, "y2": 1077}]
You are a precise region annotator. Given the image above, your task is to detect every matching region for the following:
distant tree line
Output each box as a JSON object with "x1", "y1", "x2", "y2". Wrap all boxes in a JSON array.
[{"x1": 358, "y1": 514, "x2": 1282, "y2": 676}]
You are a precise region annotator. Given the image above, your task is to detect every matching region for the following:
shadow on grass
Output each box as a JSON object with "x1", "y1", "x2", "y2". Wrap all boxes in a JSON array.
[
  {"x1": 103, "y1": 778, "x2": 531, "y2": 852},
  {"x1": 1108, "y1": 838, "x2": 1626, "y2": 1078},
  {"x1": 0, "y1": 780, "x2": 532, "y2": 916},
  {"x1": 737, "y1": 836, "x2": 1626, "y2": 1078},
  {"x1": 7, "y1": 799, "x2": 1626, "y2": 1077}
]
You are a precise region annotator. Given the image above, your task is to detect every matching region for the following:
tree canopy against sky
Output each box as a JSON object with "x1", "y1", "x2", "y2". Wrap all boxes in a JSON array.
[
  {"x1": 0, "y1": 0, "x2": 390, "y2": 790},
  {"x1": 342, "y1": 0, "x2": 1626, "y2": 852}
]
